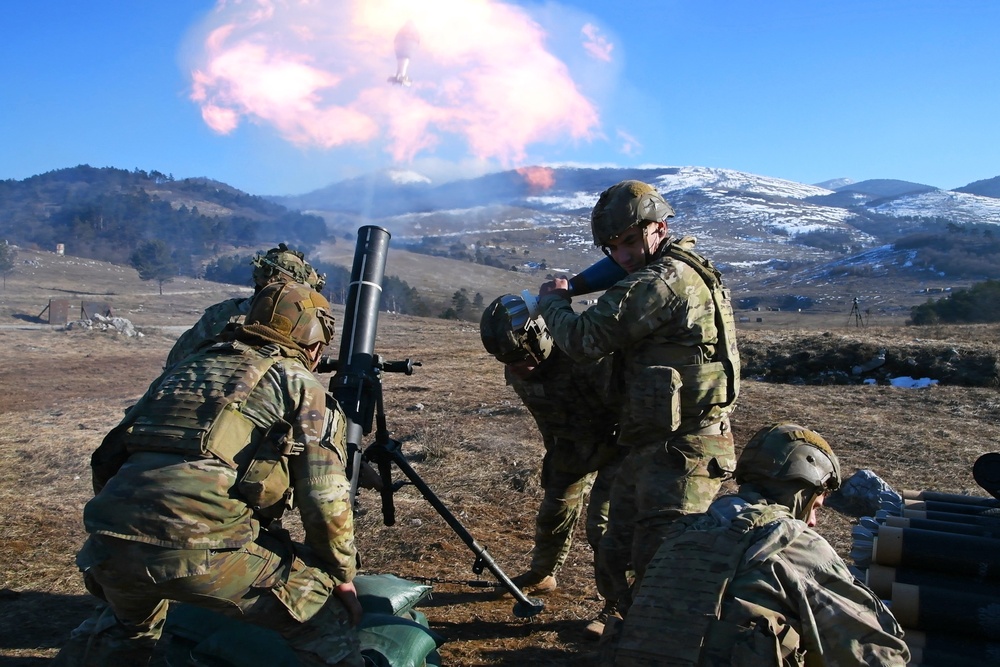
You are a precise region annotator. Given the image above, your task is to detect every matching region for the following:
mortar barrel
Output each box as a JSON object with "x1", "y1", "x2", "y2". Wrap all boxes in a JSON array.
[
  {"x1": 872, "y1": 525, "x2": 1000, "y2": 577},
  {"x1": 892, "y1": 582, "x2": 1000, "y2": 641}
]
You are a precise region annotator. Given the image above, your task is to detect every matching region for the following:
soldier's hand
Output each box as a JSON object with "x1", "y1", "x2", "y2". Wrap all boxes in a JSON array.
[
  {"x1": 539, "y1": 277, "x2": 570, "y2": 299},
  {"x1": 334, "y1": 582, "x2": 364, "y2": 626},
  {"x1": 358, "y1": 461, "x2": 384, "y2": 491}
]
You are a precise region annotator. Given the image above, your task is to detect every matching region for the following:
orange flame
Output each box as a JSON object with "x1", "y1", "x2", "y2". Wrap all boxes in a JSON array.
[{"x1": 516, "y1": 166, "x2": 556, "y2": 193}]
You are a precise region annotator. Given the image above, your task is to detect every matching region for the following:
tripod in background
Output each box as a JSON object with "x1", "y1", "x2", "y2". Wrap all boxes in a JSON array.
[{"x1": 848, "y1": 297, "x2": 867, "y2": 328}]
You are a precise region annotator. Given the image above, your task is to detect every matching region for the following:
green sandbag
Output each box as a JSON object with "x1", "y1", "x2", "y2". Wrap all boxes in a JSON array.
[
  {"x1": 358, "y1": 613, "x2": 445, "y2": 667},
  {"x1": 353, "y1": 574, "x2": 432, "y2": 616},
  {"x1": 167, "y1": 604, "x2": 297, "y2": 667},
  {"x1": 162, "y1": 574, "x2": 440, "y2": 667}
]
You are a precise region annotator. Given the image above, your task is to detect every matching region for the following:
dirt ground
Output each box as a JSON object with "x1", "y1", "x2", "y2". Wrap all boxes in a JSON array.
[
  {"x1": 2, "y1": 248, "x2": 999, "y2": 664},
  {"x1": 2, "y1": 310, "x2": 999, "y2": 666}
]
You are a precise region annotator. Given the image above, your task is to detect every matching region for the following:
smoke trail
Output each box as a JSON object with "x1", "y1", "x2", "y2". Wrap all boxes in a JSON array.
[
  {"x1": 186, "y1": 0, "x2": 601, "y2": 169},
  {"x1": 581, "y1": 23, "x2": 613, "y2": 62}
]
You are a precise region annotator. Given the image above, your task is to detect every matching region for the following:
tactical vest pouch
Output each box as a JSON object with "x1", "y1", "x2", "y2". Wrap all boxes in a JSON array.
[
  {"x1": 123, "y1": 344, "x2": 282, "y2": 469},
  {"x1": 705, "y1": 614, "x2": 799, "y2": 667},
  {"x1": 205, "y1": 405, "x2": 258, "y2": 468},
  {"x1": 664, "y1": 242, "x2": 741, "y2": 413},
  {"x1": 272, "y1": 553, "x2": 337, "y2": 623},
  {"x1": 238, "y1": 420, "x2": 294, "y2": 520},
  {"x1": 678, "y1": 362, "x2": 730, "y2": 416},
  {"x1": 627, "y1": 364, "x2": 682, "y2": 434},
  {"x1": 124, "y1": 405, "x2": 255, "y2": 470}
]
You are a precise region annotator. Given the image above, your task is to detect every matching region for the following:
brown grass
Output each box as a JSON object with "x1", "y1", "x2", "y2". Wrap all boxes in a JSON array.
[{"x1": 2, "y1": 250, "x2": 999, "y2": 665}]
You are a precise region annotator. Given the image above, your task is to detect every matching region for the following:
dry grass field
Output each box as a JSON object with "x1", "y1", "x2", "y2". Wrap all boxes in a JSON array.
[{"x1": 1, "y1": 247, "x2": 999, "y2": 666}]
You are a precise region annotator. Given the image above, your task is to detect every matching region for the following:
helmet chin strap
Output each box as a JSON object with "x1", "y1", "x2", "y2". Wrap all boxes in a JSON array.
[{"x1": 642, "y1": 220, "x2": 664, "y2": 264}]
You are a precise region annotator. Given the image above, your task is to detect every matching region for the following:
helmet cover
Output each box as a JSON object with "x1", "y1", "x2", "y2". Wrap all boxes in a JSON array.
[
  {"x1": 736, "y1": 423, "x2": 842, "y2": 493},
  {"x1": 245, "y1": 282, "x2": 336, "y2": 348},
  {"x1": 251, "y1": 243, "x2": 312, "y2": 288},
  {"x1": 590, "y1": 180, "x2": 675, "y2": 246}
]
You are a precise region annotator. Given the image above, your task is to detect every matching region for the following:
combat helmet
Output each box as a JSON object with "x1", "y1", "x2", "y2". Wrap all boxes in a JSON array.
[
  {"x1": 590, "y1": 180, "x2": 675, "y2": 246},
  {"x1": 736, "y1": 423, "x2": 842, "y2": 493},
  {"x1": 245, "y1": 282, "x2": 336, "y2": 348},
  {"x1": 480, "y1": 294, "x2": 554, "y2": 365},
  {"x1": 305, "y1": 263, "x2": 327, "y2": 291},
  {"x1": 251, "y1": 243, "x2": 313, "y2": 288}
]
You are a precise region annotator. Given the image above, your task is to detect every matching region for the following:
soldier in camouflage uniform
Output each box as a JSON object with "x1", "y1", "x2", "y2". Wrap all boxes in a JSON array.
[
  {"x1": 59, "y1": 281, "x2": 362, "y2": 667},
  {"x1": 613, "y1": 424, "x2": 910, "y2": 666},
  {"x1": 164, "y1": 243, "x2": 326, "y2": 370},
  {"x1": 537, "y1": 180, "x2": 741, "y2": 615},
  {"x1": 480, "y1": 294, "x2": 625, "y2": 639}
]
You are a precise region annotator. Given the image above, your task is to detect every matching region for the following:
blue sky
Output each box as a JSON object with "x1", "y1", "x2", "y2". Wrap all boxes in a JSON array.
[{"x1": 3, "y1": 1, "x2": 998, "y2": 196}]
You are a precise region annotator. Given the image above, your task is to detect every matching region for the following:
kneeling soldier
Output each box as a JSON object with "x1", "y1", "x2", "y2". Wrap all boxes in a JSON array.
[
  {"x1": 612, "y1": 423, "x2": 909, "y2": 666},
  {"x1": 59, "y1": 282, "x2": 362, "y2": 667}
]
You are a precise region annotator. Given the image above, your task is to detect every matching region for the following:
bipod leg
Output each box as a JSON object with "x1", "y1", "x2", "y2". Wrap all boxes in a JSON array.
[{"x1": 374, "y1": 439, "x2": 544, "y2": 618}]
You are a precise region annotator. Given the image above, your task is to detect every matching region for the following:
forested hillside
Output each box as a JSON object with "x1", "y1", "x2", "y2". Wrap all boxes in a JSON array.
[{"x1": 0, "y1": 165, "x2": 328, "y2": 275}]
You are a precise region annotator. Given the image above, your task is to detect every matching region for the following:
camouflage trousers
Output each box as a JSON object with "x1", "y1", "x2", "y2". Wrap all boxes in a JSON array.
[
  {"x1": 530, "y1": 449, "x2": 623, "y2": 596},
  {"x1": 597, "y1": 426, "x2": 735, "y2": 610},
  {"x1": 69, "y1": 531, "x2": 362, "y2": 666}
]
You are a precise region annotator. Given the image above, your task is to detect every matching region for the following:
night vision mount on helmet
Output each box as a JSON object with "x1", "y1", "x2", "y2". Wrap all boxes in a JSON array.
[
  {"x1": 590, "y1": 180, "x2": 675, "y2": 247},
  {"x1": 251, "y1": 243, "x2": 325, "y2": 291},
  {"x1": 480, "y1": 294, "x2": 554, "y2": 366}
]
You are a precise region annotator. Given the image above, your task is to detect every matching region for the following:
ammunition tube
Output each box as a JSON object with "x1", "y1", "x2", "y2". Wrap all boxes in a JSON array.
[
  {"x1": 902, "y1": 489, "x2": 1000, "y2": 507},
  {"x1": 904, "y1": 498, "x2": 1000, "y2": 516},
  {"x1": 892, "y1": 582, "x2": 1000, "y2": 641},
  {"x1": 872, "y1": 525, "x2": 1000, "y2": 577},
  {"x1": 867, "y1": 563, "x2": 1000, "y2": 599},
  {"x1": 904, "y1": 508, "x2": 1000, "y2": 528},
  {"x1": 884, "y1": 514, "x2": 1000, "y2": 539}
]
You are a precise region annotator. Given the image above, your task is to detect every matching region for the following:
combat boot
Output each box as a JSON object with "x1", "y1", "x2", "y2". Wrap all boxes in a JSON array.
[
  {"x1": 583, "y1": 600, "x2": 618, "y2": 640},
  {"x1": 509, "y1": 570, "x2": 557, "y2": 595}
]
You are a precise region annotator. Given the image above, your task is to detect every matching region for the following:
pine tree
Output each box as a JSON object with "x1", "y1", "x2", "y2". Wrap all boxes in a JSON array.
[{"x1": 130, "y1": 240, "x2": 177, "y2": 295}]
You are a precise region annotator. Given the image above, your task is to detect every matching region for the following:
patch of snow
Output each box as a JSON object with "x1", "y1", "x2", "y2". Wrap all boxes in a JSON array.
[
  {"x1": 889, "y1": 376, "x2": 939, "y2": 388},
  {"x1": 869, "y1": 190, "x2": 1000, "y2": 224},
  {"x1": 386, "y1": 169, "x2": 431, "y2": 185}
]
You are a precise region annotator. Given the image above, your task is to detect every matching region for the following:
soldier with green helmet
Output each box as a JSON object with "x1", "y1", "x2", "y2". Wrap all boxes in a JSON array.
[
  {"x1": 537, "y1": 180, "x2": 741, "y2": 615},
  {"x1": 57, "y1": 281, "x2": 363, "y2": 666},
  {"x1": 164, "y1": 243, "x2": 327, "y2": 370},
  {"x1": 612, "y1": 423, "x2": 910, "y2": 666},
  {"x1": 480, "y1": 293, "x2": 625, "y2": 639}
]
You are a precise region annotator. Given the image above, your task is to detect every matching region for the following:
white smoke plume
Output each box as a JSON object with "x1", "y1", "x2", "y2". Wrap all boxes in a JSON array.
[{"x1": 186, "y1": 0, "x2": 602, "y2": 171}]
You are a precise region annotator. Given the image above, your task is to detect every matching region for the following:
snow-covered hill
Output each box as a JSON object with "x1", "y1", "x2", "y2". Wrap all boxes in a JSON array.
[{"x1": 277, "y1": 164, "x2": 1000, "y2": 292}]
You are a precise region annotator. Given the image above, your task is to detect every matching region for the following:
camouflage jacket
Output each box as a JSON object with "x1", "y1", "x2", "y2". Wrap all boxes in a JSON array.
[
  {"x1": 164, "y1": 297, "x2": 252, "y2": 370},
  {"x1": 506, "y1": 348, "x2": 620, "y2": 474},
  {"x1": 84, "y1": 340, "x2": 357, "y2": 584},
  {"x1": 540, "y1": 237, "x2": 736, "y2": 447},
  {"x1": 621, "y1": 493, "x2": 909, "y2": 666}
]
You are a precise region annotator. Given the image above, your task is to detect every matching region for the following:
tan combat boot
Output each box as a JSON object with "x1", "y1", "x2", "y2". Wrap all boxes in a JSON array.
[{"x1": 509, "y1": 570, "x2": 557, "y2": 595}]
